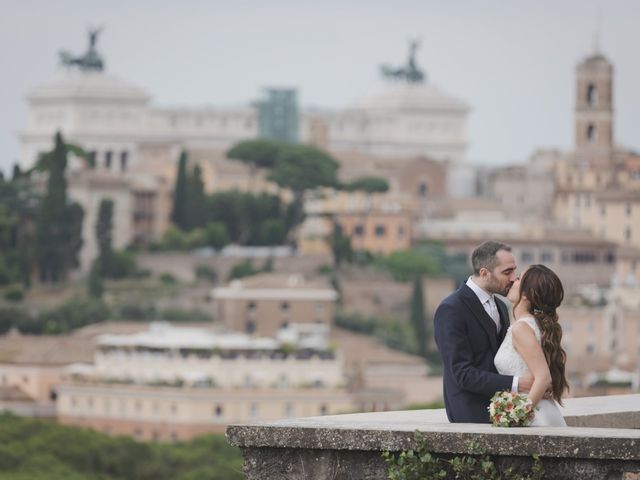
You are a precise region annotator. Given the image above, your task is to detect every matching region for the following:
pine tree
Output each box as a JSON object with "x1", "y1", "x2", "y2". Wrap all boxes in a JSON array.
[
  {"x1": 96, "y1": 198, "x2": 114, "y2": 277},
  {"x1": 410, "y1": 275, "x2": 428, "y2": 359},
  {"x1": 170, "y1": 151, "x2": 189, "y2": 230}
]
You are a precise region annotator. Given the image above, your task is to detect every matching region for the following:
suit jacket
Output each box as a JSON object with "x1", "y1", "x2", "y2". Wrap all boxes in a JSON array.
[{"x1": 434, "y1": 283, "x2": 513, "y2": 423}]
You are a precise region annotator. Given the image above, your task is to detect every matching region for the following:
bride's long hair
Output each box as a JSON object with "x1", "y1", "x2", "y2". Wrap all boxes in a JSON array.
[{"x1": 516, "y1": 264, "x2": 569, "y2": 404}]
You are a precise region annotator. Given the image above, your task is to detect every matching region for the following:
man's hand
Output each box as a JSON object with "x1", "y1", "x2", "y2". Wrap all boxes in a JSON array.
[{"x1": 517, "y1": 375, "x2": 553, "y2": 399}]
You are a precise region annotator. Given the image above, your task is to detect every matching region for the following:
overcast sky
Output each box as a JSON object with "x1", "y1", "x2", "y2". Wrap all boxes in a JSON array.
[{"x1": 1, "y1": 0, "x2": 639, "y2": 175}]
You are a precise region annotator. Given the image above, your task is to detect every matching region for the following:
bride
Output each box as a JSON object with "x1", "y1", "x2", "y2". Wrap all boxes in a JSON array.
[{"x1": 494, "y1": 264, "x2": 568, "y2": 426}]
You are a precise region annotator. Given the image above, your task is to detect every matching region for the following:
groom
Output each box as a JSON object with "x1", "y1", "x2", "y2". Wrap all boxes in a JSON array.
[{"x1": 434, "y1": 240, "x2": 533, "y2": 423}]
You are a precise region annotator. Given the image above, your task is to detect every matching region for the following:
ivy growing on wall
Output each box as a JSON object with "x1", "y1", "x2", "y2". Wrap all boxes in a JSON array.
[{"x1": 383, "y1": 431, "x2": 545, "y2": 480}]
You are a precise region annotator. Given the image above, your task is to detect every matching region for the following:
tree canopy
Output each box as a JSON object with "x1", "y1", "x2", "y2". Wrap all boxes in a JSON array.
[
  {"x1": 226, "y1": 139, "x2": 287, "y2": 170},
  {"x1": 340, "y1": 176, "x2": 390, "y2": 193}
]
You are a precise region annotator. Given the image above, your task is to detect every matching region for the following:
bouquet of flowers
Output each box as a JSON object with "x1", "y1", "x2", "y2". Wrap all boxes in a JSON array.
[{"x1": 488, "y1": 390, "x2": 536, "y2": 427}]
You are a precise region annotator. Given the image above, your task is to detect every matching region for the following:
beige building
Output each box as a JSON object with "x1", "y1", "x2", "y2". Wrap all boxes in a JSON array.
[
  {"x1": 432, "y1": 227, "x2": 617, "y2": 294},
  {"x1": 553, "y1": 48, "x2": 640, "y2": 250},
  {"x1": 0, "y1": 332, "x2": 94, "y2": 417},
  {"x1": 211, "y1": 273, "x2": 338, "y2": 336},
  {"x1": 334, "y1": 210, "x2": 413, "y2": 255},
  {"x1": 485, "y1": 149, "x2": 559, "y2": 221},
  {"x1": 57, "y1": 383, "x2": 354, "y2": 440},
  {"x1": 559, "y1": 304, "x2": 640, "y2": 394},
  {"x1": 56, "y1": 322, "x2": 388, "y2": 441}
]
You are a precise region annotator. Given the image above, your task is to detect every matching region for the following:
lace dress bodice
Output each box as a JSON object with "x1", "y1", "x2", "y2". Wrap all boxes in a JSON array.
[
  {"x1": 494, "y1": 316, "x2": 566, "y2": 427},
  {"x1": 494, "y1": 316, "x2": 540, "y2": 377}
]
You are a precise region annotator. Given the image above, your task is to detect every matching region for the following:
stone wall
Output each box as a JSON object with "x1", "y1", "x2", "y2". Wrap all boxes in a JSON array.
[{"x1": 227, "y1": 394, "x2": 640, "y2": 480}]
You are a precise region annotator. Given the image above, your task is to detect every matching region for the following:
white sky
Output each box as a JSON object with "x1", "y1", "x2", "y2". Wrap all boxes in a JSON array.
[{"x1": 1, "y1": 0, "x2": 639, "y2": 175}]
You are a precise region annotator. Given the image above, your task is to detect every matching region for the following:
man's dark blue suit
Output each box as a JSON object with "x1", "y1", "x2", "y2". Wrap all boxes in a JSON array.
[{"x1": 434, "y1": 283, "x2": 514, "y2": 423}]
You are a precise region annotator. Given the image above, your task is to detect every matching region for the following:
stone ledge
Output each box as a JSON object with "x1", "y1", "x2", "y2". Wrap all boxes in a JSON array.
[{"x1": 226, "y1": 394, "x2": 640, "y2": 479}]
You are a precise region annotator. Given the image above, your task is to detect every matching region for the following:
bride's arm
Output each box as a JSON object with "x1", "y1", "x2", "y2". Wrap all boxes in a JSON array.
[{"x1": 512, "y1": 322, "x2": 552, "y2": 406}]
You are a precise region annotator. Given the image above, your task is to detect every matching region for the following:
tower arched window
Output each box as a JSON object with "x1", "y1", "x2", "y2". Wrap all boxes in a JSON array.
[
  {"x1": 586, "y1": 124, "x2": 596, "y2": 143},
  {"x1": 586, "y1": 84, "x2": 598, "y2": 106}
]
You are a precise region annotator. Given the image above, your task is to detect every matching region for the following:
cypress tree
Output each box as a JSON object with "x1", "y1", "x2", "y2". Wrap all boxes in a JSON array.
[
  {"x1": 88, "y1": 263, "x2": 103, "y2": 299},
  {"x1": 170, "y1": 151, "x2": 189, "y2": 230},
  {"x1": 96, "y1": 198, "x2": 114, "y2": 277},
  {"x1": 186, "y1": 163, "x2": 206, "y2": 230},
  {"x1": 410, "y1": 275, "x2": 428, "y2": 358},
  {"x1": 35, "y1": 132, "x2": 83, "y2": 282}
]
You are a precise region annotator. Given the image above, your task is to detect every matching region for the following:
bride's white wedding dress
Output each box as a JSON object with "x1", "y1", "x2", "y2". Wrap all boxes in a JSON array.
[{"x1": 494, "y1": 316, "x2": 566, "y2": 427}]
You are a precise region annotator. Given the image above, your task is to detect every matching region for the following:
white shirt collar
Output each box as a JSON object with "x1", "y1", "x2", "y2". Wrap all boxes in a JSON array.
[{"x1": 466, "y1": 276, "x2": 492, "y2": 305}]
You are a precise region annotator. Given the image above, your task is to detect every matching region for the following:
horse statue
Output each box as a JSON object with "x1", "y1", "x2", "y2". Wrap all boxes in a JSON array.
[
  {"x1": 59, "y1": 27, "x2": 104, "y2": 71},
  {"x1": 380, "y1": 39, "x2": 425, "y2": 84}
]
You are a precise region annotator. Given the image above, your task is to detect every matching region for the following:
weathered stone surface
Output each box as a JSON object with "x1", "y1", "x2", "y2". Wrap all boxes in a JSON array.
[{"x1": 226, "y1": 394, "x2": 640, "y2": 479}]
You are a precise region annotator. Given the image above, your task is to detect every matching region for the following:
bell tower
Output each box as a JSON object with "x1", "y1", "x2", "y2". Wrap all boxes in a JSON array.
[{"x1": 574, "y1": 49, "x2": 614, "y2": 159}]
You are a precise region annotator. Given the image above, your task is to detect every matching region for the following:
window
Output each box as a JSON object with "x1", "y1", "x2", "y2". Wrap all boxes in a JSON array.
[
  {"x1": 572, "y1": 251, "x2": 596, "y2": 263},
  {"x1": 120, "y1": 151, "x2": 128, "y2": 172},
  {"x1": 626, "y1": 203, "x2": 632, "y2": 216},
  {"x1": 397, "y1": 226, "x2": 405, "y2": 239},
  {"x1": 280, "y1": 301, "x2": 290, "y2": 311},
  {"x1": 540, "y1": 251, "x2": 554, "y2": 263},
  {"x1": 374, "y1": 225, "x2": 386, "y2": 237},
  {"x1": 246, "y1": 301, "x2": 256, "y2": 311},
  {"x1": 354, "y1": 224, "x2": 365, "y2": 237},
  {"x1": 105, "y1": 151, "x2": 113, "y2": 169},
  {"x1": 320, "y1": 404, "x2": 328, "y2": 416},
  {"x1": 586, "y1": 344, "x2": 595, "y2": 354},
  {"x1": 586, "y1": 84, "x2": 598, "y2": 106},
  {"x1": 520, "y1": 251, "x2": 533, "y2": 263},
  {"x1": 600, "y1": 204, "x2": 606, "y2": 216},
  {"x1": 250, "y1": 403, "x2": 258, "y2": 419},
  {"x1": 214, "y1": 404, "x2": 224, "y2": 419},
  {"x1": 245, "y1": 320, "x2": 256, "y2": 334},
  {"x1": 586, "y1": 124, "x2": 596, "y2": 143},
  {"x1": 625, "y1": 227, "x2": 632, "y2": 242},
  {"x1": 418, "y1": 183, "x2": 428, "y2": 197}
]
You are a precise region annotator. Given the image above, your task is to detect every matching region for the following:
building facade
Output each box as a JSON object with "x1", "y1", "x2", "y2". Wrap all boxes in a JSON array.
[{"x1": 211, "y1": 274, "x2": 338, "y2": 336}]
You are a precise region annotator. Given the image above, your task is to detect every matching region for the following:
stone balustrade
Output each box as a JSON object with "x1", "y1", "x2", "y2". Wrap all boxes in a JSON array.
[{"x1": 227, "y1": 394, "x2": 640, "y2": 479}]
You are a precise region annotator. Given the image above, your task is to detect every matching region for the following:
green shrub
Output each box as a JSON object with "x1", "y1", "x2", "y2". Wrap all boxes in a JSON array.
[
  {"x1": 194, "y1": 265, "x2": 218, "y2": 283},
  {"x1": 227, "y1": 259, "x2": 259, "y2": 281},
  {"x1": 0, "y1": 307, "x2": 27, "y2": 335},
  {"x1": 160, "y1": 307, "x2": 212, "y2": 323},
  {"x1": 3, "y1": 284, "x2": 24, "y2": 302},
  {"x1": 15, "y1": 298, "x2": 110, "y2": 335},
  {"x1": 335, "y1": 311, "x2": 418, "y2": 355},
  {"x1": 115, "y1": 304, "x2": 157, "y2": 321},
  {"x1": 159, "y1": 273, "x2": 177, "y2": 285}
]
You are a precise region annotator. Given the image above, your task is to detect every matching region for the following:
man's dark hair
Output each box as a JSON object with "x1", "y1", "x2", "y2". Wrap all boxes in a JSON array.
[{"x1": 471, "y1": 240, "x2": 512, "y2": 275}]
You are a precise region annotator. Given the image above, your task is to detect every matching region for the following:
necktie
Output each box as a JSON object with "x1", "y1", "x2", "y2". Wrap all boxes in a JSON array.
[{"x1": 487, "y1": 297, "x2": 501, "y2": 332}]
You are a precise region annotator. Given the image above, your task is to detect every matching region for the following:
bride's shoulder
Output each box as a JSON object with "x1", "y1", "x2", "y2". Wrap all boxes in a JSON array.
[{"x1": 512, "y1": 317, "x2": 541, "y2": 339}]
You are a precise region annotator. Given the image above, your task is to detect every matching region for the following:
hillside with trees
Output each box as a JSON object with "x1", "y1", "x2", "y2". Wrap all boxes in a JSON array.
[{"x1": 0, "y1": 413, "x2": 243, "y2": 480}]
